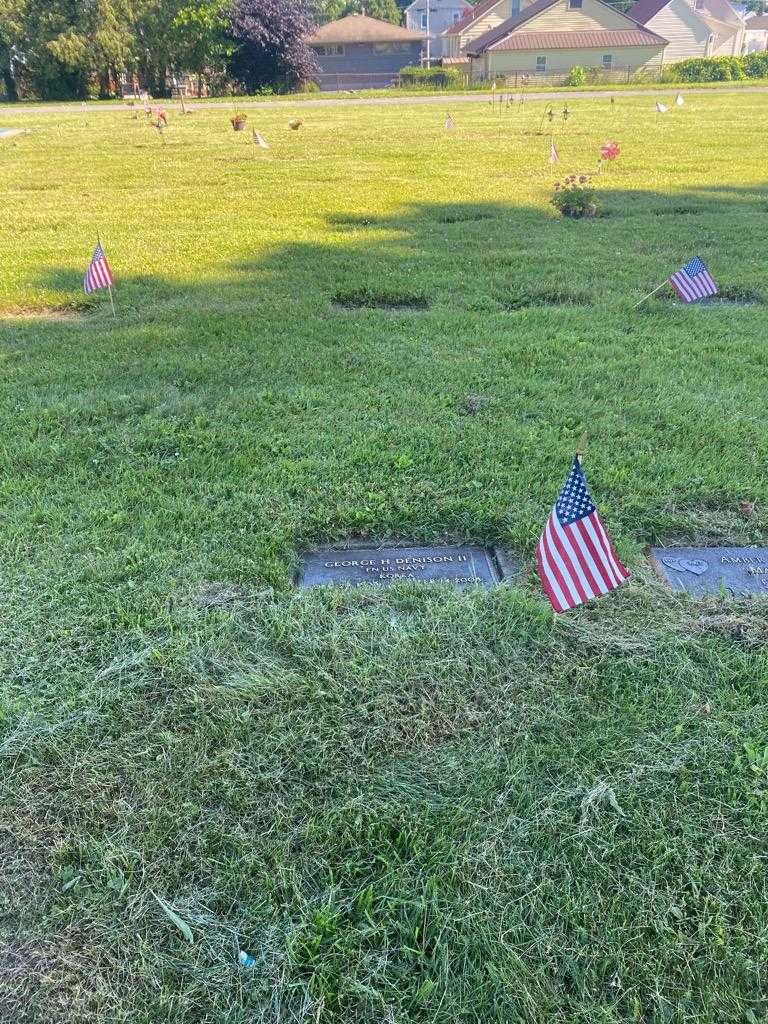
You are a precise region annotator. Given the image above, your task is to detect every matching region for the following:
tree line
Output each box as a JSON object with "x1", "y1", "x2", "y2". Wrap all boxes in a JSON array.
[{"x1": 0, "y1": 0, "x2": 405, "y2": 101}]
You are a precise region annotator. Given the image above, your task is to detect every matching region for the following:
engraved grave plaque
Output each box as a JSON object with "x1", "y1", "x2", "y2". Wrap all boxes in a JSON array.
[
  {"x1": 298, "y1": 544, "x2": 515, "y2": 590},
  {"x1": 650, "y1": 547, "x2": 768, "y2": 597}
]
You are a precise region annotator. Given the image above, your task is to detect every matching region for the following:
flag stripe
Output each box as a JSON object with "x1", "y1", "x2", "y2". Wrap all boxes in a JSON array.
[
  {"x1": 592, "y1": 513, "x2": 629, "y2": 581},
  {"x1": 545, "y1": 517, "x2": 586, "y2": 606},
  {"x1": 571, "y1": 517, "x2": 612, "y2": 594},
  {"x1": 591, "y1": 513, "x2": 626, "y2": 584},
  {"x1": 542, "y1": 518, "x2": 582, "y2": 608},
  {"x1": 551, "y1": 514, "x2": 596, "y2": 602},
  {"x1": 536, "y1": 533, "x2": 568, "y2": 613}
]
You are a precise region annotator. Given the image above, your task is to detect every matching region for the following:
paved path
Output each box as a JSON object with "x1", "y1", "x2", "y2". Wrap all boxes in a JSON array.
[{"x1": 1, "y1": 85, "x2": 767, "y2": 116}]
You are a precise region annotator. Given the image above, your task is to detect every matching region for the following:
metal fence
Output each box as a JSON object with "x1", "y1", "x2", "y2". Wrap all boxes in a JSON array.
[
  {"x1": 485, "y1": 65, "x2": 662, "y2": 88},
  {"x1": 308, "y1": 64, "x2": 660, "y2": 92}
]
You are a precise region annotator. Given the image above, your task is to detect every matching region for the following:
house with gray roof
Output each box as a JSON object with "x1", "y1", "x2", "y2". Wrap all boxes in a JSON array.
[{"x1": 306, "y1": 14, "x2": 426, "y2": 90}]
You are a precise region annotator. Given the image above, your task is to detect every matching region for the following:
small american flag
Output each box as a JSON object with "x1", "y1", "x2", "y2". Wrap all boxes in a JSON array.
[
  {"x1": 253, "y1": 130, "x2": 269, "y2": 149},
  {"x1": 445, "y1": 113, "x2": 455, "y2": 130},
  {"x1": 84, "y1": 242, "x2": 113, "y2": 294},
  {"x1": 668, "y1": 256, "x2": 717, "y2": 303},
  {"x1": 548, "y1": 137, "x2": 558, "y2": 164},
  {"x1": 655, "y1": 101, "x2": 668, "y2": 113},
  {"x1": 536, "y1": 457, "x2": 629, "y2": 613}
]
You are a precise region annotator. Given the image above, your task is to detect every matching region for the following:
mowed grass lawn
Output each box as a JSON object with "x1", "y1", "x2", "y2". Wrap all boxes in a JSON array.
[{"x1": 1, "y1": 93, "x2": 768, "y2": 1023}]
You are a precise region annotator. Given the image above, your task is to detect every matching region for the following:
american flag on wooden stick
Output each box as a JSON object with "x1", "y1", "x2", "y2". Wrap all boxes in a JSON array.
[
  {"x1": 548, "y1": 137, "x2": 558, "y2": 164},
  {"x1": 536, "y1": 456, "x2": 629, "y2": 613},
  {"x1": 84, "y1": 241, "x2": 113, "y2": 294},
  {"x1": 668, "y1": 256, "x2": 717, "y2": 303},
  {"x1": 253, "y1": 130, "x2": 269, "y2": 149}
]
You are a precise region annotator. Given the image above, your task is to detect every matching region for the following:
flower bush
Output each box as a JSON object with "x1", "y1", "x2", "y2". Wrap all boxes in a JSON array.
[
  {"x1": 600, "y1": 141, "x2": 620, "y2": 162},
  {"x1": 552, "y1": 174, "x2": 599, "y2": 219}
]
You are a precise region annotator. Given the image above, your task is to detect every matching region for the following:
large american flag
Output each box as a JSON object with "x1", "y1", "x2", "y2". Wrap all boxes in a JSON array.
[
  {"x1": 668, "y1": 257, "x2": 717, "y2": 304},
  {"x1": 536, "y1": 457, "x2": 629, "y2": 613},
  {"x1": 84, "y1": 242, "x2": 113, "y2": 294}
]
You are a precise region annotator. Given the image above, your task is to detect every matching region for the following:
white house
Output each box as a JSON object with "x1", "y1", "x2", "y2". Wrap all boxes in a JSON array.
[
  {"x1": 743, "y1": 12, "x2": 768, "y2": 51},
  {"x1": 404, "y1": 0, "x2": 473, "y2": 59},
  {"x1": 627, "y1": 0, "x2": 745, "y2": 61}
]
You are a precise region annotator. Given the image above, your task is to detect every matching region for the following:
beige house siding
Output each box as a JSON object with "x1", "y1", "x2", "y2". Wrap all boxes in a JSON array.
[
  {"x1": 644, "y1": 0, "x2": 710, "y2": 62},
  {"x1": 472, "y1": 43, "x2": 664, "y2": 78},
  {"x1": 707, "y1": 25, "x2": 743, "y2": 55},
  {"x1": 643, "y1": 2, "x2": 745, "y2": 61},
  {"x1": 443, "y1": 0, "x2": 544, "y2": 55},
  {"x1": 516, "y1": 0, "x2": 633, "y2": 33}
]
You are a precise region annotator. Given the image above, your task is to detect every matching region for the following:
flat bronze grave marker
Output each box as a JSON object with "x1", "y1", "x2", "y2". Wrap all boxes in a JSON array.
[
  {"x1": 651, "y1": 547, "x2": 768, "y2": 597},
  {"x1": 298, "y1": 544, "x2": 514, "y2": 590}
]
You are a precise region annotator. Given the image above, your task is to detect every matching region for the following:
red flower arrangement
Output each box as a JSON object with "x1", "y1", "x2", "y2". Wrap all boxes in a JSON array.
[{"x1": 600, "y1": 141, "x2": 620, "y2": 162}]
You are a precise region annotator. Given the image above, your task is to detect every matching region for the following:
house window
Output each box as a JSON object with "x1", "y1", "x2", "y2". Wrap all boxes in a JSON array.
[
  {"x1": 511, "y1": 0, "x2": 520, "y2": 11},
  {"x1": 420, "y1": 11, "x2": 428, "y2": 26},
  {"x1": 568, "y1": 0, "x2": 583, "y2": 7},
  {"x1": 536, "y1": 55, "x2": 547, "y2": 73},
  {"x1": 602, "y1": 53, "x2": 613, "y2": 69},
  {"x1": 453, "y1": 10, "x2": 461, "y2": 21},
  {"x1": 374, "y1": 42, "x2": 411, "y2": 53},
  {"x1": 314, "y1": 44, "x2": 344, "y2": 56}
]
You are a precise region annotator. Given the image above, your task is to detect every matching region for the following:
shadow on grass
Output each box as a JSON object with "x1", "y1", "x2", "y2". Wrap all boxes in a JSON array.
[{"x1": 11, "y1": 184, "x2": 768, "y2": 324}]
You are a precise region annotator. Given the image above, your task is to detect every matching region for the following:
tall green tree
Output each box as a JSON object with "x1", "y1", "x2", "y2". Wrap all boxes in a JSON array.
[
  {"x1": 16, "y1": 0, "x2": 134, "y2": 99},
  {"x1": 0, "y1": 0, "x2": 27, "y2": 99},
  {"x1": 133, "y1": 0, "x2": 188, "y2": 94},
  {"x1": 171, "y1": 0, "x2": 232, "y2": 92}
]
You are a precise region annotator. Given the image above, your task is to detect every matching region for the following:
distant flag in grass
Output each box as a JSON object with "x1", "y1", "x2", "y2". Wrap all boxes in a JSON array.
[
  {"x1": 548, "y1": 136, "x2": 558, "y2": 164},
  {"x1": 445, "y1": 112, "x2": 455, "y2": 130},
  {"x1": 675, "y1": 93, "x2": 684, "y2": 106},
  {"x1": 84, "y1": 241, "x2": 113, "y2": 295},
  {"x1": 84, "y1": 240, "x2": 116, "y2": 316},
  {"x1": 656, "y1": 100, "x2": 668, "y2": 113},
  {"x1": 252, "y1": 130, "x2": 269, "y2": 149},
  {"x1": 536, "y1": 456, "x2": 629, "y2": 613},
  {"x1": 669, "y1": 256, "x2": 717, "y2": 303}
]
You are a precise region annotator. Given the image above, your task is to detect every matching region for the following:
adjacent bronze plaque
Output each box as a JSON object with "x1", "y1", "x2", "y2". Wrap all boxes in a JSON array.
[
  {"x1": 298, "y1": 544, "x2": 513, "y2": 590},
  {"x1": 651, "y1": 547, "x2": 768, "y2": 597}
]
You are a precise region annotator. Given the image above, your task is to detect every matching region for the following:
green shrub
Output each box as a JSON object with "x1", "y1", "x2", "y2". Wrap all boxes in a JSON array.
[
  {"x1": 583, "y1": 65, "x2": 607, "y2": 83},
  {"x1": 742, "y1": 51, "x2": 768, "y2": 78},
  {"x1": 670, "y1": 56, "x2": 745, "y2": 81},
  {"x1": 398, "y1": 65, "x2": 463, "y2": 88},
  {"x1": 296, "y1": 79, "x2": 321, "y2": 93},
  {"x1": 565, "y1": 65, "x2": 586, "y2": 86}
]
